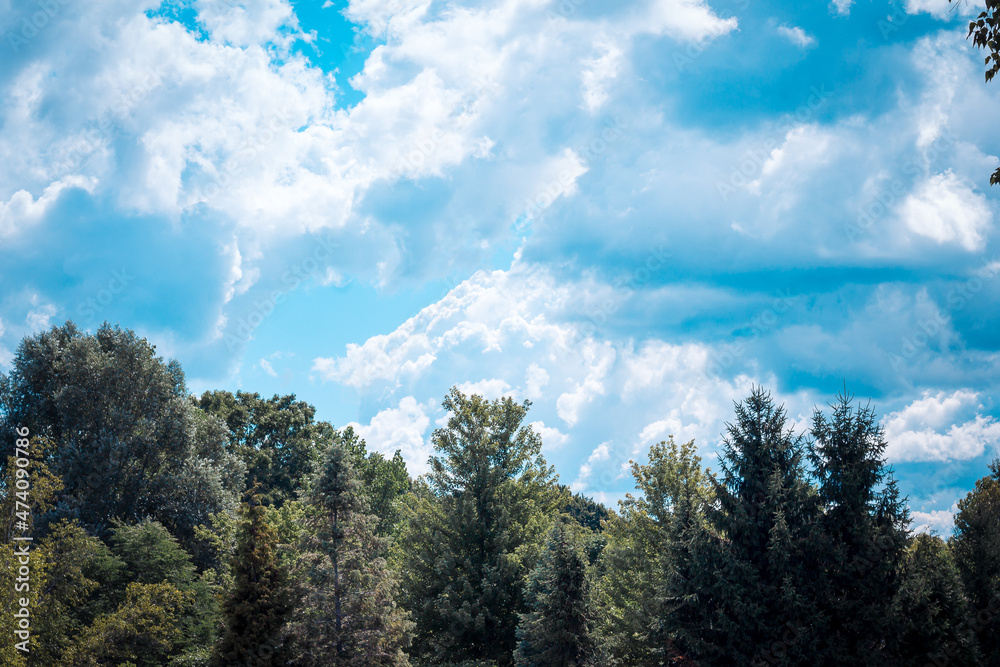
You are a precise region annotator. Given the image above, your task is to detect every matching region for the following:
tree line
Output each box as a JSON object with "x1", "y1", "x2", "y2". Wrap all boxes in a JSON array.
[{"x1": 0, "y1": 323, "x2": 998, "y2": 666}]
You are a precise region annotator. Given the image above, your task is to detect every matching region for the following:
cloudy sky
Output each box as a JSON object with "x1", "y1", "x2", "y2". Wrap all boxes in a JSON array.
[{"x1": 2, "y1": 0, "x2": 999, "y2": 532}]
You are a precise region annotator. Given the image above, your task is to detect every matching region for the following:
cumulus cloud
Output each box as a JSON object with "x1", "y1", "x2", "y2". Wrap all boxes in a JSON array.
[
  {"x1": 884, "y1": 390, "x2": 1000, "y2": 462},
  {"x1": 777, "y1": 25, "x2": 816, "y2": 48},
  {"x1": 347, "y1": 395, "x2": 434, "y2": 475},
  {"x1": 900, "y1": 171, "x2": 992, "y2": 251}
]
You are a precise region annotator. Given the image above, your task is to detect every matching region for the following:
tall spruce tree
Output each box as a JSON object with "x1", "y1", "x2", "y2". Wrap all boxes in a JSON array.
[
  {"x1": 808, "y1": 392, "x2": 911, "y2": 664},
  {"x1": 213, "y1": 485, "x2": 290, "y2": 667},
  {"x1": 287, "y1": 439, "x2": 412, "y2": 666},
  {"x1": 515, "y1": 519, "x2": 592, "y2": 667},
  {"x1": 951, "y1": 458, "x2": 1000, "y2": 664},
  {"x1": 891, "y1": 534, "x2": 981, "y2": 665},
  {"x1": 672, "y1": 386, "x2": 820, "y2": 665},
  {"x1": 398, "y1": 388, "x2": 563, "y2": 666}
]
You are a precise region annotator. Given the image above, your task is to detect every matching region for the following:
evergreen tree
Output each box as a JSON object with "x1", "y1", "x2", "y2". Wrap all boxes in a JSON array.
[
  {"x1": 515, "y1": 519, "x2": 592, "y2": 667},
  {"x1": 398, "y1": 388, "x2": 563, "y2": 666},
  {"x1": 951, "y1": 458, "x2": 1000, "y2": 664},
  {"x1": 891, "y1": 534, "x2": 981, "y2": 665},
  {"x1": 287, "y1": 439, "x2": 412, "y2": 666},
  {"x1": 340, "y1": 426, "x2": 412, "y2": 538},
  {"x1": 213, "y1": 486, "x2": 290, "y2": 667},
  {"x1": 808, "y1": 392, "x2": 910, "y2": 664},
  {"x1": 673, "y1": 387, "x2": 819, "y2": 665}
]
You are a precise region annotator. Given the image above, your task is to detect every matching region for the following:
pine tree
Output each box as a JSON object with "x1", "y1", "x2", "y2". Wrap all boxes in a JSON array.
[
  {"x1": 213, "y1": 485, "x2": 290, "y2": 667},
  {"x1": 891, "y1": 534, "x2": 981, "y2": 665},
  {"x1": 287, "y1": 439, "x2": 412, "y2": 666},
  {"x1": 808, "y1": 392, "x2": 911, "y2": 664},
  {"x1": 398, "y1": 388, "x2": 563, "y2": 666},
  {"x1": 951, "y1": 458, "x2": 1000, "y2": 665},
  {"x1": 673, "y1": 386, "x2": 820, "y2": 665},
  {"x1": 515, "y1": 519, "x2": 592, "y2": 667}
]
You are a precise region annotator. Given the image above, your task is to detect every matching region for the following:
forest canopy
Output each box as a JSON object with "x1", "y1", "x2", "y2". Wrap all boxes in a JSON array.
[{"x1": 1, "y1": 323, "x2": 998, "y2": 666}]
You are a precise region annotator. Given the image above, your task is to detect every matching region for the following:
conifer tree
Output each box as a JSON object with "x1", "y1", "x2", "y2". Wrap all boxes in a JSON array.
[
  {"x1": 808, "y1": 392, "x2": 910, "y2": 664},
  {"x1": 891, "y1": 534, "x2": 981, "y2": 665},
  {"x1": 398, "y1": 388, "x2": 563, "y2": 666},
  {"x1": 951, "y1": 458, "x2": 1000, "y2": 664},
  {"x1": 515, "y1": 519, "x2": 592, "y2": 667},
  {"x1": 287, "y1": 439, "x2": 412, "y2": 666},
  {"x1": 213, "y1": 485, "x2": 290, "y2": 667},
  {"x1": 673, "y1": 386, "x2": 819, "y2": 665}
]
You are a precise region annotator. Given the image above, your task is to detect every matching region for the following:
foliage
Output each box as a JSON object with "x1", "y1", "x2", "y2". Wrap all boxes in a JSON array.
[
  {"x1": 195, "y1": 390, "x2": 335, "y2": 508},
  {"x1": 951, "y1": 459, "x2": 1000, "y2": 664},
  {"x1": 340, "y1": 426, "x2": 412, "y2": 538},
  {"x1": 0, "y1": 323, "x2": 244, "y2": 541},
  {"x1": 213, "y1": 486, "x2": 291, "y2": 667},
  {"x1": 592, "y1": 437, "x2": 708, "y2": 666},
  {"x1": 514, "y1": 519, "x2": 592, "y2": 667},
  {"x1": 808, "y1": 392, "x2": 911, "y2": 664},
  {"x1": 287, "y1": 438, "x2": 412, "y2": 666},
  {"x1": 61, "y1": 582, "x2": 189, "y2": 667},
  {"x1": 398, "y1": 388, "x2": 564, "y2": 666},
  {"x1": 891, "y1": 534, "x2": 981, "y2": 665}
]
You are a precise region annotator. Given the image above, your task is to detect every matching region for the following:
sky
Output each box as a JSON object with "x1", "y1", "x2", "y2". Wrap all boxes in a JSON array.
[{"x1": 1, "y1": 0, "x2": 999, "y2": 534}]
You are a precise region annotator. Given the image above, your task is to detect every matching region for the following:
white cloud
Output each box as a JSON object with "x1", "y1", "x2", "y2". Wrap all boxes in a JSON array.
[
  {"x1": 523, "y1": 363, "x2": 550, "y2": 399},
  {"x1": 581, "y1": 42, "x2": 624, "y2": 113},
  {"x1": 884, "y1": 390, "x2": 1000, "y2": 461},
  {"x1": 900, "y1": 171, "x2": 993, "y2": 251},
  {"x1": 455, "y1": 378, "x2": 513, "y2": 400},
  {"x1": 905, "y1": 0, "x2": 982, "y2": 19},
  {"x1": 777, "y1": 25, "x2": 816, "y2": 48},
  {"x1": 259, "y1": 358, "x2": 277, "y2": 377},
  {"x1": 912, "y1": 505, "x2": 958, "y2": 535},
  {"x1": 347, "y1": 395, "x2": 434, "y2": 475},
  {"x1": 531, "y1": 420, "x2": 570, "y2": 450},
  {"x1": 830, "y1": 0, "x2": 853, "y2": 16}
]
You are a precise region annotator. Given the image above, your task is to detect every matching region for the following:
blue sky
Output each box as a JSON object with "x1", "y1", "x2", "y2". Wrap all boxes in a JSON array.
[{"x1": 2, "y1": 0, "x2": 999, "y2": 533}]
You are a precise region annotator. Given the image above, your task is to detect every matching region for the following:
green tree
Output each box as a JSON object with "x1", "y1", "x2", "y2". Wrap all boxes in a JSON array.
[
  {"x1": 213, "y1": 486, "x2": 291, "y2": 667},
  {"x1": 673, "y1": 387, "x2": 820, "y2": 665},
  {"x1": 195, "y1": 390, "x2": 335, "y2": 508},
  {"x1": 592, "y1": 437, "x2": 708, "y2": 666},
  {"x1": 514, "y1": 519, "x2": 592, "y2": 667},
  {"x1": 398, "y1": 388, "x2": 564, "y2": 666},
  {"x1": 951, "y1": 458, "x2": 1000, "y2": 664},
  {"x1": 110, "y1": 520, "x2": 221, "y2": 660},
  {"x1": 808, "y1": 392, "x2": 910, "y2": 664},
  {"x1": 891, "y1": 534, "x2": 981, "y2": 665},
  {"x1": 340, "y1": 426, "x2": 411, "y2": 538},
  {"x1": 0, "y1": 323, "x2": 244, "y2": 541},
  {"x1": 287, "y1": 438, "x2": 412, "y2": 666},
  {"x1": 61, "y1": 581, "x2": 189, "y2": 667}
]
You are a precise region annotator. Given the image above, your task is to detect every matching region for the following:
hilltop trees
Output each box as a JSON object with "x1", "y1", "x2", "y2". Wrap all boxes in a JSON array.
[{"x1": 397, "y1": 388, "x2": 564, "y2": 666}]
